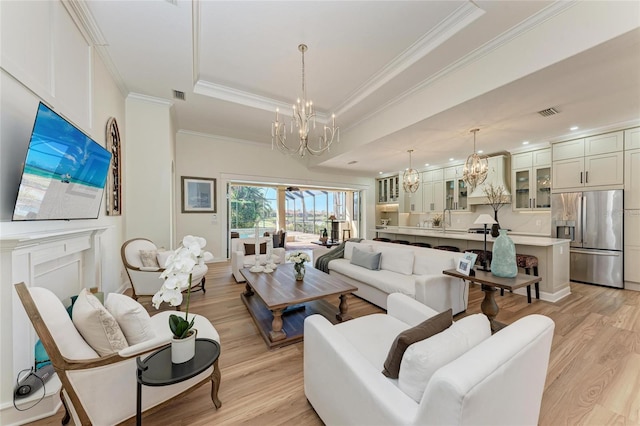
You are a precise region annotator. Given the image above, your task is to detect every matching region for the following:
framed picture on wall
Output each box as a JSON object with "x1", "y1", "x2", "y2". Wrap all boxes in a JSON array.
[{"x1": 181, "y1": 176, "x2": 216, "y2": 213}]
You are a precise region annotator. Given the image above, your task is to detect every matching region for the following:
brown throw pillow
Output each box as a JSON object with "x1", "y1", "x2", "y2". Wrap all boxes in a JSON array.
[
  {"x1": 244, "y1": 242, "x2": 267, "y2": 255},
  {"x1": 382, "y1": 308, "x2": 453, "y2": 378}
]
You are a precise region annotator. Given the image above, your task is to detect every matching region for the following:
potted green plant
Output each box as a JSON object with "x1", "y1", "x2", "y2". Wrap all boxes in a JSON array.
[
  {"x1": 431, "y1": 214, "x2": 443, "y2": 228},
  {"x1": 152, "y1": 235, "x2": 213, "y2": 363}
]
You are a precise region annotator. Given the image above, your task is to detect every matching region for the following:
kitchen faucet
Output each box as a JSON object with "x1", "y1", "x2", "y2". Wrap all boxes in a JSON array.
[{"x1": 442, "y1": 208, "x2": 452, "y2": 233}]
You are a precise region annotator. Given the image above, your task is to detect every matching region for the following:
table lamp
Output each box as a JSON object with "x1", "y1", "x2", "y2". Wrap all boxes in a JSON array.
[{"x1": 474, "y1": 214, "x2": 497, "y2": 271}]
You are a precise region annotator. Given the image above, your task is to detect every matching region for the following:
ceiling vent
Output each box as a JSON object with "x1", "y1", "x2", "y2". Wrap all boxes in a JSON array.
[
  {"x1": 537, "y1": 107, "x2": 559, "y2": 117},
  {"x1": 173, "y1": 90, "x2": 185, "y2": 101}
]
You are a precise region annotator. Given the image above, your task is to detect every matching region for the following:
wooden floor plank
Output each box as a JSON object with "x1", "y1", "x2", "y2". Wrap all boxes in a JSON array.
[{"x1": 27, "y1": 262, "x2": 640, "y2": 426}]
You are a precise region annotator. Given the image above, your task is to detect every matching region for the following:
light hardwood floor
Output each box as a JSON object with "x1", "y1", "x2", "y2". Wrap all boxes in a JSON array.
[{"x1": 29, "y1": 262, "x2": 640, "y2": 425}]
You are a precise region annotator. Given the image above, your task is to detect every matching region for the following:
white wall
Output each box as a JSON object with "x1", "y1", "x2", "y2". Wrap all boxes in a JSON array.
[
  {"x1": 174, "y1": 132, "x2": 374, "y2": 260},
  {"x1": 0, "y1": 1, "x2": 127, "y2": 420},
  {"x1": 124, "y1": 96, "x2": 174, "y2": 249}
]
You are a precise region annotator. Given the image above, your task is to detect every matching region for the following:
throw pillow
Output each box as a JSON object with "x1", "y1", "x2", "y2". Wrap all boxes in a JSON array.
[
  {"x1": 350, "y1": 246, "x2": 382, "y2": 270},
  {"x1": 244, "y1": 242, "x2": 267, "y2": 255},
  {"x1": 72, "y1": 289, "x2": 128, "y2": 356},
  {"x1": 156, "y1": 250, "x2": 172, "y2": 268},
  {"x1": 382, "y1": 308, "x2": 453, "y2": 378},
  {"x1": 139, "y1": 250, "x2": 159, "y2": 267},
  {"x1": 105, "y1": 293, "x2": 156, "y2": 345},
  {"x1": 398, "y1": 313, "x2": 491, "y2": 402}
]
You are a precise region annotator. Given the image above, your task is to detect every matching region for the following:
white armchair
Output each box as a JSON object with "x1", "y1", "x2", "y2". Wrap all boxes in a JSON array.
[
  {"x1": 231, "y1": 237, "x2": 285, "y2": 282},
  {"x1": 14, "y1": 283, "x2": 221, "y2": 426},
  {"x1": 304, "y1": 293, "x2": 554, "y2": 426},
  {"x1": 121, "y1": 238, "x2": 206, "y2": 302}
]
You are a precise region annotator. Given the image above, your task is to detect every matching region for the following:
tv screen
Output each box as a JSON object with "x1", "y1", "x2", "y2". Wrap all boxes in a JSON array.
[{"x1": 12, "y1": 103, "x2": 112, "y2": 221}]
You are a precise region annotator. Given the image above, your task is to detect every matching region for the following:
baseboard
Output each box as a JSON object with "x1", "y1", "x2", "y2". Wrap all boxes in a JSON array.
[
  {"x1": 0, "y1": 374, "x2": 62, "y2": 426},
  {"x1": 625, "y1": 281, "x2": 640, "y2": 292},
  {"x1": 471, "y1": 282, "x2": 571, "y2": 303}
]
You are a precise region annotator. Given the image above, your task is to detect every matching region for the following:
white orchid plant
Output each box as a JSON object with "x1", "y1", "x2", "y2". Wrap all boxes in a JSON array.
[{"x1": 152, "y1": 235, "x2": 213, "y2": 339}]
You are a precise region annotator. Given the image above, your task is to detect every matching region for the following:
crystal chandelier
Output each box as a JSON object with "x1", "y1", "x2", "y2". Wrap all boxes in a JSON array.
[
  {"x1": 462, "y1": 128, "x2": 489, "y2": 190},
  {"x1": 402, "y1": 149, "x2": 420, "y2": 194},
  {"x1": 271, "y1": 44, "x2": 339, "y2": 157}
]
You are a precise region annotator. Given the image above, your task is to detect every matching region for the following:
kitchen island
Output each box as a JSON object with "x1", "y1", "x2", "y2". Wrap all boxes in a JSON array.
[{"x1": 373, "y1": 226, "x2": 571, "y2": 302}]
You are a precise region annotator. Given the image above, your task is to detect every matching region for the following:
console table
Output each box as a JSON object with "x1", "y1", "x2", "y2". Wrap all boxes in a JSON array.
[{"x1": 442, "y1": 269, "x2": 542, "y2": 332}]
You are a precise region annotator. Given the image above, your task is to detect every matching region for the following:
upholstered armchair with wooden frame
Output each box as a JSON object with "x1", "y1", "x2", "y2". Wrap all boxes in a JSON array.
[
  {"x1": 14, "y1": 283, "x2": 221, "y2": 425},
  {"x1": 121, "y1": 238, "x2": 206, "y2": 304}
]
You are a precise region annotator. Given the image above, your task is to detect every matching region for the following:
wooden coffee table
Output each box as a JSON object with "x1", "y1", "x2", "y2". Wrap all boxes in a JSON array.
[
  {"x1": 442, "y1": 268, "x2": 542, "y2": 332},
  {"x1": 240, "y1": 264, "x2": 357, "y2": 348}
]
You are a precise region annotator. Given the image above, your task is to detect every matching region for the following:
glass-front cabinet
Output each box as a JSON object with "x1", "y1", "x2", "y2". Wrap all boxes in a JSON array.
[
  {"x1": 377, "y1": 175, "x2": 399, "y2": 204},
  {"x1": 444, "y1": 165, "x2": 467, "y2": 210},
  {"x1": 511, "y1": 149, "x2": 551, "y2": 211}
]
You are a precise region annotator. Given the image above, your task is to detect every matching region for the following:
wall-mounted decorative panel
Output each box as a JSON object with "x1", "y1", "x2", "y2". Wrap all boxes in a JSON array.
[
  {"x1": 0, "y1": 1, "x2": 92, "y2": 131},
  {"x1": 0, "y1": 1, "x2": 54, "y2": 101}
]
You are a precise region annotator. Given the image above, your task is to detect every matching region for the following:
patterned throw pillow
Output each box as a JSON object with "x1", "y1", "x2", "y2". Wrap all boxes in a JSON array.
[
  {"x1": 139, "y1": 250, "x2": 159, "y2": 267},
  {"x1": 244, "y1": 242, "x2": 267, "y2": 255},
  {"x1": 72, "y1": 289, "x2": 128, "y2": 356}
]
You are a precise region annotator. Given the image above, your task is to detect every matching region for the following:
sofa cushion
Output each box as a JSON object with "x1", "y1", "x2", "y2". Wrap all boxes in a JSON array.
[
  {"x1": 329, "y1": 259, "x2": 416, "y2": 296},
  {"x1": 412, "y1": 248, "x2": 459, "y2": 275},
  {"x1": 72, "y1": 289, "x2": 129, "y2": 356},
  {"x1": 344, "y1": 241, "x2": 372, "y2": 260},
  {"x1": 335, "y1": 313, "x2": 411, "y2": 371},
  {"x1": 398, "y1": 313, "x2": 491, "y2": 402},
  {"x1": 378, "y1": 245, "x2": 414, "y2": 275},
  {"x1": 105, "y1": 293, "x2": 155, "y2": 345},
  {"x1": 244, "y1": 242, "x2": 267, "y2": 255},
  {"x1": 351, "y1": 246, "x2": 382, "y2": 270},
  {"x1": 382, "y1": 308, "x2": 453, "y2": 378}
]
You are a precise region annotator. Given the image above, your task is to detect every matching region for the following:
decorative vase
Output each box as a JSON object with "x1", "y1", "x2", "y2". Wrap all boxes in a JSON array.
[
  {"x1": 490, "y1": 210, "x2": 501, "y2": 238},
  {"x1": 491, "y1": 229, "x2": 518, "y2": 278},
  {"x1": 294, "y1": 263, "x2": 306, "y2": 281},
  {"x1": 171, "y1": 330, "x2": 197, "y2": 364}
]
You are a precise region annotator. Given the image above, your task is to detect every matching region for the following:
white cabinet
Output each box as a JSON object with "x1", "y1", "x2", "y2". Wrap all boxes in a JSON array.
[
  {"x1": 403, "y1": 180, "x2": 424, "y2": 213},
  {"x1": 552, "y1": 131, "x2": 624, "y2": 190},
  {"x1": 422, "y1": 169, "x2": 444, "y2": 212},
  {"x1": 625, "y1": 212, "x2": 640, "y2": 284},
  {"x1": 444, "y1": 165, "x2": 468, "y2": 210},
  {"x1": 625, "y1": 127, "x2": 640, "y2": 150},
  {"x1": 626, "y1": 149, "x2": 640, "y2": 209},
  {"x1": 376, "y1": 175, "x2": 399, "y2": 204},
  {"x1": 512, "y1": 149, "x2": 551, "y2": 211}
]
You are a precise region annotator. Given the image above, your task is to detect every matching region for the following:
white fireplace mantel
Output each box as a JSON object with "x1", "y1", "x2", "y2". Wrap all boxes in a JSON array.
[{"x1": 0, "y1": 225, "x2": 110, "y2": 425}]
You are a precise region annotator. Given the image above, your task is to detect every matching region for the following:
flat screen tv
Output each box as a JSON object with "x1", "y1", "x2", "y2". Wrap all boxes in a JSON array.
[{"x1": 12, "y1": 102, "x2": 112, "y2": 221}]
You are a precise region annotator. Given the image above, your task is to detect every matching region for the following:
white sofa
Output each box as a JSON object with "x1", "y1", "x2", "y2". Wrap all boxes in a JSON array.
[
  {"x1": 231, "y1": 237, "x2": 285, "y2": 282},
  {"x1": 304, "y1": 293, "x2": 555, "y2": 426},
  {"x1": 315, "y1": 240, "x2": 469, "y2": 314}
]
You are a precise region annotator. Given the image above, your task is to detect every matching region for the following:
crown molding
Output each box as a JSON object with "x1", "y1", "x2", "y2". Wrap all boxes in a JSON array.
[
  {"x1": 343, "y1": 0, "x2": 579, "y2": 134},
  {"x1": 62, "y1": 0, "x2": 129, "y2": 97},
  {"x1": 177, "y1": 129, "x2": 267, "y2": 148},
  {"x1": 334, "y1": 2, "x2": 484, "y2": 116},
  {"x1": 128, "y1": 92, "x2": 173, "y2": 106}
]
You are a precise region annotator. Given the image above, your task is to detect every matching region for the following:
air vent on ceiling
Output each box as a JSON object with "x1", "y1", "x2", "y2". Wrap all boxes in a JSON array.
[
  {"x1": 537, "y1": 107, "x2": 559, "y2": 117},
  {"x1": 173, "y1": 90, "x2": 185, "y2": 101},
  {"x1": 347, "y1": 160, "x2": 358, "y2": 165}
]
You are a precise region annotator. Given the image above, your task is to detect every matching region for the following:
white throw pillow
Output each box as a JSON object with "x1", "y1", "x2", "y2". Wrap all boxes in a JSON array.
[
  {"x1": 72, "y1": 289, "x2": 128, "y2": 356},
  {"x1": 156, "y1": 250, "x2": 172, "y2": 268},
  {"x1": 105, "y1": 293, "x2": 156, "y2": 345},
  {"x1": 344, "y1": 242, "x2": 372, "y2": 260},
  {"x1": 398, "y1": 313, "x2": 491, "y2": 402}
]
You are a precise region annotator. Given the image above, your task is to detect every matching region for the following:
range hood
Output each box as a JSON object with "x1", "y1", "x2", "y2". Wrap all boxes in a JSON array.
[{"x1": 467, "y1": 155, "x2": 511, "y2": 205}]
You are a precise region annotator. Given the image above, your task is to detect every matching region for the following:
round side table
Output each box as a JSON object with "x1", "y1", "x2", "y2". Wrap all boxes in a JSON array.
[{"x1": 136, "y1": 338, "x2": 221, "y2": 425}]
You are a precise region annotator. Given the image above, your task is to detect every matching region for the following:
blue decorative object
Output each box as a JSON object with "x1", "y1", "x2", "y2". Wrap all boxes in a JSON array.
[{"x1": 491, "y1": 229, "x2": 518, "y2": 278}]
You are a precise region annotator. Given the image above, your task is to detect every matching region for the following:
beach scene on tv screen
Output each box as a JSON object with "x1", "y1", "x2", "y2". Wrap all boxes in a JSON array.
[{"x1": 13, "y1": 104, "x2": 112, "y2": 220}]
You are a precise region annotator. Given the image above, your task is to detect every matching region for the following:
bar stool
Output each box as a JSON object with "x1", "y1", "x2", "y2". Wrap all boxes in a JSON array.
[
  {"x1": 434, "y1": 245, "x2": 460, "y2": 252},
  {"x1": 464, "y1": 249, "x2": 492, "y2": 266},
  {"x1": 391, "y1": 240, "x2": 411, "y2": 245},
  {"x1": 500, "y1": 254, "x2": 539, "y2": 303},
  {"x1": 410, "y1": 242, "x2": 431, "y2": 248},
  {"x1": 342, "y1": 229, "x2": 351, "y2": 241},
  {"x1": 373, "y1": 237, "x2": 391, "y2": 242}
]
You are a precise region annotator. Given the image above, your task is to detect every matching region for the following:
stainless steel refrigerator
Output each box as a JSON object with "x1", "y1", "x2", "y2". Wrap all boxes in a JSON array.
[{"x1": 551, "y1": 189, "x2": 624, "y2": 288}]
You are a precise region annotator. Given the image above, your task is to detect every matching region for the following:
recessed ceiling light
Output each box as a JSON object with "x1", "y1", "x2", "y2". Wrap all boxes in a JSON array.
[
  {"x1": 570, "y1": 126, "x2": 579, "y2": 131},
  {"x1": 449, "y1": 158, "x2": 454, "y2": 161},
  {"x1": 378, "y1": 171, "x2": 383, "y2": 175},
  {"x1": 522, "y1": 141, "x2": 529, "y2": 145},
  {"x1": 477, "y1": 150, "x2": 484, "y2": 154},
  {"x1": 424, "y1": 163, "x2": 429, "y2": 167}
]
